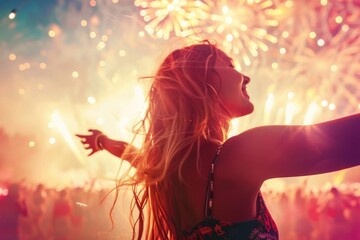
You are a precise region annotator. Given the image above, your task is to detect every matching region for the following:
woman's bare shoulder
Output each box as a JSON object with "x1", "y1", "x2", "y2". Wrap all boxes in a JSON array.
[{"x1": 217, "y1": 128, "x2": 270, "y2": 183}]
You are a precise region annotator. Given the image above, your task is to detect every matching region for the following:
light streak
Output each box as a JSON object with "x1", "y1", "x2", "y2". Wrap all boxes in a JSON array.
[
  {"x1": 51, "y1": 110, "x2": 87, "y2": 164},
  {"x1": 303, "y1": 102, "x2": 318, "y2": 125},
  {"x1": 264, "y1": 93, "x2": 274, "y2": 124},
  {"x1": 285, "y1": 102, "x2": 296, "y2": 125},
  {"x1": 76, "y1": 201, "x2": 88, "y2": 207},
  {"x1": 333, "y1": 170, "x2": 347, "y2": 186}
]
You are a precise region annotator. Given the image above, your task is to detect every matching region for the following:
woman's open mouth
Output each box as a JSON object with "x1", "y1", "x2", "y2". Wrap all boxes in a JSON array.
[{"x1": 242, "y1": 87, "x2": 250, "y2": 99}]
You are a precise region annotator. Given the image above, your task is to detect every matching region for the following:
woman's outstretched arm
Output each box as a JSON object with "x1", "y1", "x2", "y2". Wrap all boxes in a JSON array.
[
  {"x1": 223, "y1": 113, "x2": 360, "y2": 182},
  {"x1": 76, "y1": 129, "x2": 139, "y2": 167}
]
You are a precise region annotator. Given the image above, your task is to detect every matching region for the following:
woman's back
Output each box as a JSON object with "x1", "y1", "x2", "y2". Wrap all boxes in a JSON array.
[
  {"x1": 180, "y1": 142, "x2": 256, "y2": 227},
  {"x1": 180, "y1": 141, "x2": 278, "y2": 239}
]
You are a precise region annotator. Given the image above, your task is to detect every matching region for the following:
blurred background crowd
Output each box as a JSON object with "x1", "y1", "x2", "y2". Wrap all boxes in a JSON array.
[
  {"x1": 1, "y1": 180, "x2": 360, "y2": 240},
  {"x1": 0, "y1": 180, "x2": 129, "y2": 240}
]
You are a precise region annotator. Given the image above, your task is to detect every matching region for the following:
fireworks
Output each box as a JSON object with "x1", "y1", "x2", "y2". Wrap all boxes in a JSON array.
[
  {"x1": 284, "y1": 28, "x2": 360, "y2": 113},
  {"x1": 204, "y1": 0, "x2": 279, "y2": 69},
  {"x1": 134, "y1": 0, "x2": 214, "y2": 39},
  {"x1": 319, "y1": 0, "x2": 360, "y2": 38}
]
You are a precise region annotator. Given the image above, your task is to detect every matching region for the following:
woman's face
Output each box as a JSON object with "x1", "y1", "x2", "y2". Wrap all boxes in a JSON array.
[{"x1": 212, "y1": 51, "x2": 254, "y2": 118}]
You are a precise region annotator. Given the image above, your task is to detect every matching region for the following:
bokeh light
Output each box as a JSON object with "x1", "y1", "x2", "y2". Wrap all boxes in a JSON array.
[{"x1": 8, "y1": 9, "x2": 16, "y2": 19}]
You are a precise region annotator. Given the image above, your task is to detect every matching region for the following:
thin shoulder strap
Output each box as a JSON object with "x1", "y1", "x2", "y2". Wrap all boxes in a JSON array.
[{"x1": 204, "y1": 145, "x2": 222, "y2": 220}]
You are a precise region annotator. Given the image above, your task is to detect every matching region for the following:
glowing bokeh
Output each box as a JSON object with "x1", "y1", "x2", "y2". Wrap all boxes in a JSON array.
[{"x1": 8, "y1": 9, "x2": 16, "y2": 20}]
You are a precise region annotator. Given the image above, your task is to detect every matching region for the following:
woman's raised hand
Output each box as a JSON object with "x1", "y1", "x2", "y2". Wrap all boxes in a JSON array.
[
  {"x1": 76, "y1": 129, "x2": 137, "y2": 165},
  {"x1": 76, "y1": 129, "x2": 106, "y2": 156}
]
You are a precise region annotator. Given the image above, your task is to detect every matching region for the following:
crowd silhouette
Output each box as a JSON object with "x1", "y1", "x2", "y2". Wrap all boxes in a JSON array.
[
  {"x1": 1, "y1": 180, "x2": 360, "y2": 240},
  {"x1": 1, "y1": 180, "x2": 128, "y2": 240}
]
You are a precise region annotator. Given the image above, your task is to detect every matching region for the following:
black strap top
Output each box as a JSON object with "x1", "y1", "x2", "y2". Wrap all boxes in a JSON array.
[{"x1": 183, "y1": 146, "x2": 279, "y2": 239}]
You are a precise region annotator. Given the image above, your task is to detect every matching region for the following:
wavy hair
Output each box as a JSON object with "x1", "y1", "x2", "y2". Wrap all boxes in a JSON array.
[{"x1": 114, "y1": 41, "x2": 231, "y2": 239}]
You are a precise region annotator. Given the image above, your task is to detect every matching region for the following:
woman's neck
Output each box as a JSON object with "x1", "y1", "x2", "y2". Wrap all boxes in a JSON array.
[{"x1": 206, "y1": 118, "x2": 231, "y2": 143}]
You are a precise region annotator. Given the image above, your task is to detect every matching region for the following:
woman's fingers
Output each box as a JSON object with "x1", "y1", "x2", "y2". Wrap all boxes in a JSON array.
[
  {"x1": 75, "y1": 134, "x2": 86, "y2": 138},
  {"x1": 88, "y1": 129, "x2": 101, "y2": 135},
  {"x1": 76, "y1": 130, "x2": 103, "y2": 155}
]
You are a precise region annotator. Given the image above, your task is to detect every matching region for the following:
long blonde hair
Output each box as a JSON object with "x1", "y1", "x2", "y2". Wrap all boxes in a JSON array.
[{"x1": 115, "y1": 41, "x2": 231, "y2": 239}]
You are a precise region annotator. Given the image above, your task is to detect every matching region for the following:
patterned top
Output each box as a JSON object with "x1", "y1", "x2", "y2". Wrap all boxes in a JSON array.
[{"x1": 183, "y1": 146, "x2": 279, "y2": 240}]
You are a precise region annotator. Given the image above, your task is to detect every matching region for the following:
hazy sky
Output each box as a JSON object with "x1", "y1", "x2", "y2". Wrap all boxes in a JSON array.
[{"x1": 0, "y1": 0, "x2": 157, "y2": 186}]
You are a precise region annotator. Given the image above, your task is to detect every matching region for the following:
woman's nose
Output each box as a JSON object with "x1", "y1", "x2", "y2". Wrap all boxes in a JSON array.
[{"x1": 243, "y1": 75, "x2": 250, "y2": 84}]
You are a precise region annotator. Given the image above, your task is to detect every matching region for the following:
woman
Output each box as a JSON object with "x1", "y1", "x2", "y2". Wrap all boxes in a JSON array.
[{"x1": 77, "y1": 41, "x2": 360, "y2": 239}]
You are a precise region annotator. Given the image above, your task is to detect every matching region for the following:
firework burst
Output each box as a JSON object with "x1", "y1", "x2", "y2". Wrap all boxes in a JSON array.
[
  {"x1": 286, "y1": 29, "x2": 360, "y2": 113},
  {"x1": 134, "y1": 0, "x2": 214, "y2": 40},
  {"x1": 317, "y1": 0, "x2": 360, "y2": 38},
  {"x1": 204, "y1": 0, "x2": 279, "y2": 69}
]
